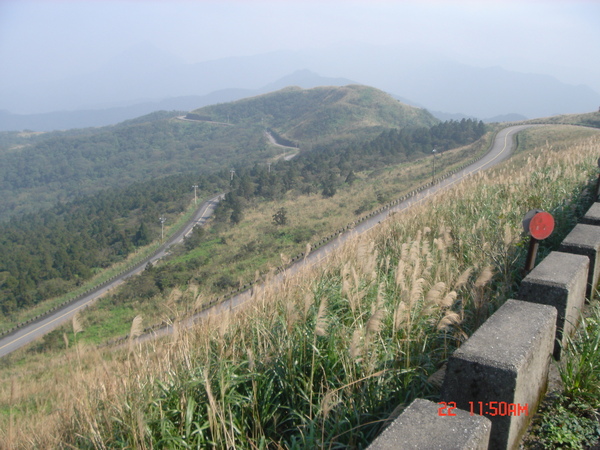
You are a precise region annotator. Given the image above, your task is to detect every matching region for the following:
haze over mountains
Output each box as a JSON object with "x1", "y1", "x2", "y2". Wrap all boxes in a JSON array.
[{"x1": 1, "y1": 42, "x2": 599, "y2": 131}]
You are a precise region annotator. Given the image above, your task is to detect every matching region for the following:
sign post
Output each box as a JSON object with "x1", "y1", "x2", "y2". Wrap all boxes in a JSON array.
[
  {"x1": 596, "y1": 157, "x2": 600, "y2": 199},
  {"x1": 522, "y1": 210, "x2": 555, "y2": 274}
]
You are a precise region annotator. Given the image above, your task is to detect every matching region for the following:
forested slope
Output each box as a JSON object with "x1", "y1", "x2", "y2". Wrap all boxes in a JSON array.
[
  {"x1": 0, "y1": 114, "x2": 485, "y2": 318},
  {"x1": 0, "y1": 118, "x2": 267, "y2": 219},
  {"x1": 0, "y1": 173, "x2": 226, "y2": 314}
]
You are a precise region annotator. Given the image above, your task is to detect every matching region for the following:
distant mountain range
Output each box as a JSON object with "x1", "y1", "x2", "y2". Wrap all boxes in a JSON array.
[
  {"x1": 1, "y1": 42, "x2": 598, "y2": 131},
  {"x1": 0, "y1": 70, "x2": 356, "y2": 132}
]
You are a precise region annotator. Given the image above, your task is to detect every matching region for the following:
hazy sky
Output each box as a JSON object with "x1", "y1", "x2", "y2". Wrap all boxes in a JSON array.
[{"x1": 1, "y1": 0, "x2": 599, "y2": 96}]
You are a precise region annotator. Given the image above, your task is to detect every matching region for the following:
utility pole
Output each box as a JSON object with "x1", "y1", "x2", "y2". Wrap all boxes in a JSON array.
[
  {"x1": 432, "y1": 149, "x2": 437, "y2": 184},
  {"x1": 230, "y1": 168, "x2": 235, "y2": 181},
  {"x1": 267, "y1": 162, "x2": 271, "y2": 173},
  {"x1": 159, "y1": 216, "x2": 166, "y2": 242},
  {"x1": 192, "y1": 184, "x2": 198, "y2": 205}
]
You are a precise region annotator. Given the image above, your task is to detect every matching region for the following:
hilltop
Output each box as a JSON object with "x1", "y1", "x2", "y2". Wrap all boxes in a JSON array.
[
  {"x1": 524, "y1": 110, "x2": 600, "y2": 128},
  {"x1": 2, "y1": 123, "x2": 599, "y2": 448},
  {"x1": 187, "y1": 85, "x2": 438, "y2": 145}
]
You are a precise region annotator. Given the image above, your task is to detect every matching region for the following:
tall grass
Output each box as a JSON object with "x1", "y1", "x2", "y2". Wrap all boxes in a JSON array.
[
  {"x1": 560, "y1": 303, "x2": 600, "y2": 409},
  {"x1": 2, "y1": 131, "x2": 599, "y2": 448}
]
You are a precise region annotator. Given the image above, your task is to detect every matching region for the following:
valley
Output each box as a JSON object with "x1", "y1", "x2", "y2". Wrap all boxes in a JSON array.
[{"x1": 0, "y1": 85, "x2": 599, "y2": 448}]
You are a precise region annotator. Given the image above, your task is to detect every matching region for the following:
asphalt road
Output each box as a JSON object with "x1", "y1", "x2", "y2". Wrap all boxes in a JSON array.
[
  {"x1": 145, "y1": 124, "x2": 538, "y2": 339},
  {"x1": 0, "y1": 125, "x2": 535, "y2": 356},
  {"x1": 0, "y1": 193, "x2": 224, "y2": 358}
]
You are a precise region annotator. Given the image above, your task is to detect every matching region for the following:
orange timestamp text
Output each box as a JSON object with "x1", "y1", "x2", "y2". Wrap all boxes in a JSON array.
[{"x1": 438, "y1": 401, "x2": 529, "y2": 417}]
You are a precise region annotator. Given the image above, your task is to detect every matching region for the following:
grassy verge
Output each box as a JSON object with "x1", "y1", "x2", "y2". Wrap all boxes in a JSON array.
[
  {"x1": 515, "y1": 124, "x2": 600, "y2": 156},
  {"x1": 522, "y1": 300, "x2": 600, "y2": 449},
  {"x1": 1, "y1": 126, "x2": 598, "y2": 447},
  {"x1": 166, "y1": 129, "x2": 494, "y2": 296}
]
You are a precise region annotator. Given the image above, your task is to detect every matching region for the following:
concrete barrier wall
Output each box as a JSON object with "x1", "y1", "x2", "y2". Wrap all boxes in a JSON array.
[
  {"x1": 367, "y1": 200, "x2": 600, "y2": 450},
  {"x1": 441, "y1": 300, "x2": 556, "y2": 449},
  {"x1": 559, "y1": 224, "x2": 600, "y2": 299},
  {"x1": 516, "y1": 251, "x2": 588, "y2": 359},
  {"x1": 368, "y1": 398, "x2": 492, "y2": 450}
]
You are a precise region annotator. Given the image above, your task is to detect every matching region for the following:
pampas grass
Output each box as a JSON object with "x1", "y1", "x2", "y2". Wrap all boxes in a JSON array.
[
  {"x1": 315, "y1": 297, "x2": 329, "y2": 337},
  {"x1": 72, "y1": 312, "x2": 83, "y2": 335},
  {"x1": 3, "y1": 130, "x2": 600, "y2": 448},
  {"x1": 128, "y1": 315, "x2": 143, "y2": 354},
  {"x1": 474, "y1": 266, "x2": 494, "y2": 288}
]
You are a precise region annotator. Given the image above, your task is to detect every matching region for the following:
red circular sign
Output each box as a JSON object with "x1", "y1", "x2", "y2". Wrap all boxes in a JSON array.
[{"x1": 529, "y1": 211, "x2": 554, "y2": 240}]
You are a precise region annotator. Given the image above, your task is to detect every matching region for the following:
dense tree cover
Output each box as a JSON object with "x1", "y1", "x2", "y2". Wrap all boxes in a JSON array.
[
  {"x1": 0, "y1": 120, "x2": 264, "y2": 192},
  {"x1": 296, "y1": 118, "x2": 486, "y2": 178},
  {"x1": 213, "y1": 119, "x2": 487, "y2": 225},
  {"x1": 0, "y1": 172, "x2": 226, "y2": 315},
  {"x1": 363, "y1": 118, "x2": 486, "y2": 156},
  {"x1": 0, "y1": 118, "x2": 269, "y2": 220},
  {"x1": 0, "y1": 86, "x2": 486, "y2": 318}
]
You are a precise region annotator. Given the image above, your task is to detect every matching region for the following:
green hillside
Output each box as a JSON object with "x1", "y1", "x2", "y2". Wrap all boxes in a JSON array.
[
  {"x1": 187, "y1": 85, "x2": 439, "y2": 144},
  {"x1": 0, "y1": 86, "x2": 436, "y2": 221},
  {"x1": 2, "y1": 123, "x2": 599, "y2": 448},
  {"x1": 0, "y1": 85, "x2": 482, "y2": 326},
  {"x1": 0, "y1": 118, "x2": 266, "y2": 220}
]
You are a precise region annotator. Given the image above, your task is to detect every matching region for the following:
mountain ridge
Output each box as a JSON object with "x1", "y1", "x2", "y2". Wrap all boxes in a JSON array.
[{"x1": 187, "y1": 84, "x2": 438, "y2": 144}]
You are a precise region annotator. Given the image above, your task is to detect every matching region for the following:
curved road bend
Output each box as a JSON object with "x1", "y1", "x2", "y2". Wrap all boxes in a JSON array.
[
  {"x1": 144, "y1": 125, "x2": 538, "y2": 341},
  {"x1": 0, "y1": 193, "x2": 225, "y2": 358},
  {"x1": 0, "y1": 125, "x2": 536, "y2": 355}
]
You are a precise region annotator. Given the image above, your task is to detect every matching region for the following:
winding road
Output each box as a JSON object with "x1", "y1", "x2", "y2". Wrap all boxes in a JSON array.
[
  {"x1": 0, "y1": 193, "x2": 224, "y2": 358},
  {"x1": 0, "y1": 125, "x2": 535, "y2": 357},
  {"x1": 137, "y1": 124, "x2": 538, "y2": 343}
]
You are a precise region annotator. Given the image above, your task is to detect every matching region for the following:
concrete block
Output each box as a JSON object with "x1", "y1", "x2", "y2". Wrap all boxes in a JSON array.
[
  {"x1": 579, "y1": 202, "x2": 600, "y2": 226},
  {"x1": 367, "y1": 398, "x2": 491, "y2": 450},
  {"x1": 517, "y1": 251, "x2": 588, "y2": 359},
  {"x1": 440, "y1": 300, "x2": 557, "y2": 450},
  {"x1": 558, "y1": 223, "x2": 600, "y2": 298}
]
